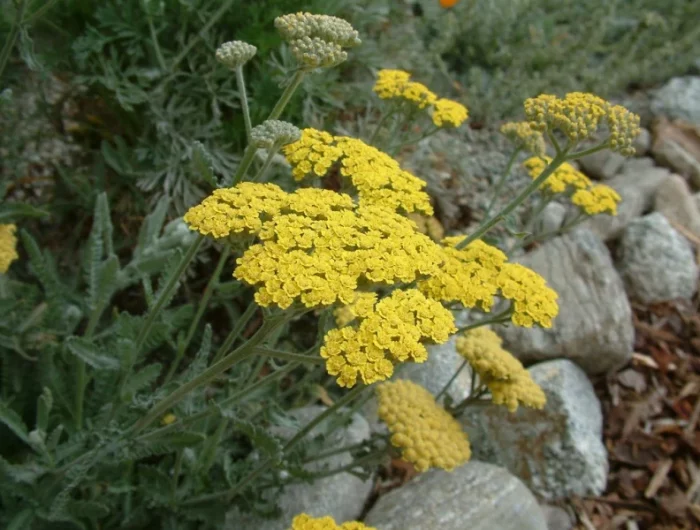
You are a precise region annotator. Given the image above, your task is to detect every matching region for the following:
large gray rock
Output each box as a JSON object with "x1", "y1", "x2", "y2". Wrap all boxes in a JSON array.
[
  {"x1": 651, "y1": 133, "x2": 700, "y2": 186},
  {"x1": 461, "y1": 360, "x2": 607, "y2": 500},
  {"x1": 655, "y1": 173, "x2": 700, "y2": 238},
  {"x1": 537, "y1": 202, "x2": 567, "y2": 235},
  {"x1": 652, "y1": 77, "x2": 700, "y2": 127},
  {"x1": 585, "y1": 158, "x2": 670, "y2": 240},
  {"x1": 364, "y1": 462, "x2": 548, "y2": 530},
  {"x1": 226, "y1": 406, "x2": 373, "y2": 530},
  {"x1": 578, "y1": 149, "x2": 626, "y2": 180},
  {"x1": 633, "y1": 127, "x2": 652, "y2": 157},
  {"x1": 617, "y1": 213, "x2": 698, "y2": 303},
  {"x1": 498, "y1": 229, "x2": 633, "y2": 374}
]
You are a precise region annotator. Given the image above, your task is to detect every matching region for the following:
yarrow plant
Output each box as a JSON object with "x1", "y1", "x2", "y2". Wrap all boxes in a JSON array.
[{"x1": 0, "y1": 9, "x2": 642, "y2": 530}]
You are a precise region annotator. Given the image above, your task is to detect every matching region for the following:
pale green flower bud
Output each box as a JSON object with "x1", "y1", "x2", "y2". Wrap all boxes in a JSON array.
[
  {"x1": 275, "y1": 12, "x2": 360, "y2": 48},
  {"x1": 291, "y1": 37, "x2": 347, "y2": 70},
  {"x1": 251, "y1": 120, "x2": 301, "y2": 149},
  {"x1": 215, "y1": 40, "x2": 257, "y2": 69}
]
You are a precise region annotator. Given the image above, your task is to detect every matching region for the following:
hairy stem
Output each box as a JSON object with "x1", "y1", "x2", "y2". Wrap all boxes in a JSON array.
[
  {"x1": 211, "y1": 302, "x2": 258, "y2": 365},
  {"x1": 235, "y1": 66, "x2": 253, "y2": 142},
  {"x1": 267, "y1": 70, "x2": 306, "y2": 120}
]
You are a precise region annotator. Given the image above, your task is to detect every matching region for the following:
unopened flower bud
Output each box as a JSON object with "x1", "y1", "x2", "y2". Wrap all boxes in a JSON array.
[
  {"x1": 215, "y1": 40, "x2": 257, "y2": 69},
  {"x1": 251, "y1": 120, "x2": 301, "y2": 149},
  {"x1": 275, "y1": 12, "x2": 360, "y2": 48},
  {"x1": 290, "y1": 37, "x2": 347, "y2": 70}
]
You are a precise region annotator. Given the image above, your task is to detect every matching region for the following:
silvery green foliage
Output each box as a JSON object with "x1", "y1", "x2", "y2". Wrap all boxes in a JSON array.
[
  {"x1": 251, "y1": 120, "x2": 302, "y2": 149},
  {"x1": 216, "y1": 41, "x2": 257, "y2": 69}
]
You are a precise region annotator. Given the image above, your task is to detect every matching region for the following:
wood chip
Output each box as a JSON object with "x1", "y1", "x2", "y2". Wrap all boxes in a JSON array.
[
  {"x1": 632, "y1": 352, "x2": 659, "y2": 369},
  {"x1": 645, "y1": 459, "x2": 673, "y2": 498}
]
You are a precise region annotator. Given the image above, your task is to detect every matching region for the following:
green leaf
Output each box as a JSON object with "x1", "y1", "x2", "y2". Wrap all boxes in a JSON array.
[
  {"x1": 232, "y1": 419, "x2": 283, "y2": 464},
  {"x1": 0, "y1": 203, "x2": 49, "y2": 223},
  {"x1": 6, "y1": 509, "x2": 35, "y2": 530},
  {"x1": 67, "y1": 500, "x2": 110, "y2": 520},
  {"x1": 65, "y1": 337, "x2": 120, "y2": 370},
  {"x1": 191, "y1": 141, "x2": 217, "y2": 188},
  {"x1": 95, "y1": 192, "x2": 114, "y2": 257},
  {"x1": 136, "y1": 196, "x2": 169, "y2": 255},
  {"x1": 94, "y1": 255, "x2": 120, "y2": 308},
  {"x1": 36, "y1": 387, "x2": 52, "y2": 432},
  {"x1": 0, "y1": 401, "x2": 30, "y2": 444},
  {"x1": 121, "y1": 363, "x2": 162, "y2": 403}
]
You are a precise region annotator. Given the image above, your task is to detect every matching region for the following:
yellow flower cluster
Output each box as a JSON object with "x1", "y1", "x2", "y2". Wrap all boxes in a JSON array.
[
  {"x1": 283, "y1": 129, "x2": 432, "y2": 214},
  {"x1": 290, "y1": 514, "x2": 375, "y2": 530},
  {"x1": 373, "y1": 69, "x2": 468, "y2": 126},
  {"x1": 234, "y1": 201, "x2": 443, "y2": 309},
  {"x1": 407, "y1": 212, "x2": 445, "y2": 241},
  {"x1": 0, "y1": 224, "x2": 19, "y2": 273},
  {"x1": 321, "y1": 289, "x2": 456, "y2": 387},
  {"x1": 500, "y1": 121, "x2": 546, "y2": 157},
  {"x1": 432, "y1": 98, "x2": 469, "y2": 128},
  {"x1": 418, "y1": 238, "x2": 507, "y2": 312},
  {"x1": 456, "y1": 328, "x2": 546, "y2": 412},
  {"x1": 496, "y1": 263, "x2": 559, "y2": 328},
  {"x1": 572, "y1": 184, "x2": 621, "y2": 216},
  {"x1": 524, "y1": 156, "x2": 621, "y2": 216},
  {"x1": 333, "y1": 291, "x2": 377, "y2": 327},
  {"x1": 523, "y1": 156, "x2": 590, "y2": 194},
  {"x1": 377, "y1": 379, "x2": 471, "y2": 472},
  {"x1": 524, "y1": 92, "x2": 640, "y2": 155}
]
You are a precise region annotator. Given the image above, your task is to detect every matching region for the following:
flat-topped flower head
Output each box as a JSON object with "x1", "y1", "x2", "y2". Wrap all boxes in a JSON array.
[
  {"x1": 275, "y1": 13, "x2": 360, "y2": 70},
  {"x1": 215, "y1": 40, "x2": 257, "y2": 69},
  {"x1": 0, "y1": 224, "x2": 19, "y2": 273},
  {"x1": 235, "y1": 203, "x2": 444, "y2": 310},
  {"x1": 333, "y1": 291, "x2": 378, "y2": 327},
  {"x1": 373, "y1": 69, "x2": 412, "y2": 99},
  {"x1": 289, "y1": 513, "x2": 376, "y2": 530},
  {"x1": 500, "y1": 121, "x2": 546, "y2": 157},
  {"x1": 524, "y1": 92, "x2": 640, "y2": 154},
  {"x1": 432, "y1": 98, "x2": 469, "y2": 128},
  {"x1": 283, "y1": 129, "x2": 433, "y2": 215},
  {"x1": 572, "y1": 184, "x2": 621, "y2": 216},
  {"x1": 496, "y1": 263, "x2": 559, "y2": 328},
  {"x1": 377, "y1": 379, "x2": 471, "y2": 471},
  {"x1": 275, "y1": 13, "x2": 361, "y2": 48},
  {"x1": 321, "y1": 289, "x2": 456, "y2": 387},
  {"x1": 251, "y1": 120, "x2": 301, "y2": 149},
  {"x1": 456, "y1": 327, "x2": 546, "y2": 412},
  {"x1": 523, "y1": 156, "x2": 590, "y2": 194}
]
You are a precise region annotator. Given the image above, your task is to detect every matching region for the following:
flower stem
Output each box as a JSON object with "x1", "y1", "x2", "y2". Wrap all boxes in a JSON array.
[
  {"x1": 235, "y1": 66, "x2": 253, "y2": 142},
  {"x1": 367, "y1": 103, "x2": 398, "y2": 145},
  {"x1": 485, "y1": 148, "x2": 521, "y2": 217},
  {"x1": 134, "y1": 234, "x2": 205, "y2": 354},
  {"x1": 250, "y1": 142, "x2": 282, "y2": 182},
  {"x1": 455, "y1": 151, "x2": 569, "y2": 250},
  {"x1": 147, "y1": 15, "x2": 167, "y2": 72},
  {"x1": 165, "y1": 244, "x2": 231, "y2": 383},
  {"x1": 230, "y1": 145, "x2": 258, "y2": 186},
  {"x1": 267, "y1": 70, "x2": 306, "y2": 120},
  {"x1": 211, "y1": 302, "x2": 258, "y2": 365},
  {"x1": 0, "y1": 0, "x2": 27, "y2": 80},
  {"x1": 75, "y1": 302, "x2": 105, "y2": 430},
  {"x1": 456, "y1": 306, "x2": 513, "y2": 334},
  {"x1": 435, "y1": 359, "x2": 469, "y2": 402},
  {"x1": 129, "y1": 311, "x2": 292, "y2": 435},
  {"x1": 251, "y1": 346, "x2": 324, "y2": 364}
]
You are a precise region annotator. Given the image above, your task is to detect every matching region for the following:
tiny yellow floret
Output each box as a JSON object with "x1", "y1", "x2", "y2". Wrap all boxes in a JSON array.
[
  {"x1": 523, "y1": 156, "x2": 591, "y2": 194},
  {"x1": 456, "y1": 327, "x2": 546, "y2": 412},
  {"x1": 377, "y1": 379, "x2": 471, "y2": 472},
  {"x1": 0, "y1": 224, "x2": 19, "y2": 273},
  {"x1": 432, "y1": 98, "x2": 469, "y2": 128},
  {"x1": 289, "y1": 513, "x2": 376, "y2": 530},
  {"x1": 161, "y1": 413, "x2": 177, "y2": 426},
  {"x1": 572, "y1": 184, "x2": 621, "y2": 216},
  {"x1": 500, "y1": 121, "x2": 546, "y2": 157}
]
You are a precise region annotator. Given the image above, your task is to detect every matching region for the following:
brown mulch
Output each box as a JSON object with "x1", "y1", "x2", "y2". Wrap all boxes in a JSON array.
[{"x1": 573, "y1": 300, "x2": 700, "y2": 529}]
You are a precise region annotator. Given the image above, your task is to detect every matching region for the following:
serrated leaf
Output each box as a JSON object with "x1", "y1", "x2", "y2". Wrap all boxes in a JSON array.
[
  {"x1": 94, "y1": 255, "x2": 120, "y2": 307},
  {"x1": 191, "y1": 141, "x2": 217, "y2": 188},
  {"x1": 36, "y1": 387, "x2": 52, "y2": 432},
  {"x1": 136, "y1": 196, "x2": 169, "y2": 255},
  {"x1": 0, "y1": 401, "x2": 30, "y2": 444},
  {"x1": 121, "y1": 363, "x2": 162, "y2": 403},
  {"x1": 95, "y1": 192, "x2": 114, "y2": 257},
  {"x1": 137, "y1": 465, "x2": 171, "y2": 504},
  {"x1": 7, "y1": 509, "x2": 35, "y2": 530},
  {"x1": 65, "y1": 337, "x2": 119, "y2": 370},
  {"x1": 67, "y1": 500, "x2": 110, "y2": 520},
  {"x1": 232, "y1": 420, "x2": 283, "y2": 464},
  {"x1": 0, "y1": 203, "x2": 49, "y2": 223}
]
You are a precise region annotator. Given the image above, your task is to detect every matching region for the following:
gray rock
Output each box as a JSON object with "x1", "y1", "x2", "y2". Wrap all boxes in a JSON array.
[
  {"x1": 651, "y1": 135, "x2": 700, "y2": 186},
  {"x1": 540, "y1": 504, "x2": 575, "y2": 530},
  {"x1": 226, "y1": 406, "x2": 373, "y2": 530},
  {"x1": 537, "y1": 202, "x2": 567, "y2": 235},
  {"x1": 578, "y1": 149, "x2": 626, "y2": 180},
  {"x1": 461, "y1": 360, "x2": 607, "y2": 500},
  {"x1": 617, "y1": 213, "x2": 698, "y2": 303},
  {"x1": 585, "y1": 158, "x2": 670, "y2": 240},
  {"x1": 498, "y1": 228, "x2": 633, "y2": 374},
  {"x1": 652, "y1": 77, "x2": 700, "y2": 127},
  {"x1": 364, "y1": 462, "x2": 548, "y2": 530},
  {"x1": 633, "y1": 127, "x2": 652, "y2": 157},
  {"x1": 694, "y1": 191, "x2": 700, "y2": 213},
  {"x1": 655, "y1": 174, "x2": 700, "y2": 238}
]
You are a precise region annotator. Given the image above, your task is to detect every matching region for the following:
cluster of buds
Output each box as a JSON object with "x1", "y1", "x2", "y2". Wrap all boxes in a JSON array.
[
  {"x1": 250, "y1": 120, "x2": 301, "y2": 149},
  {"x1": 275, "y1": 12, "x2": 361, "y2": 70},
  {"x1": 215, "y1": 40, "x2": 257, "y2": 69},
  {"x1": 500, "y1": 121, "x2": 546, "y2": 157}
]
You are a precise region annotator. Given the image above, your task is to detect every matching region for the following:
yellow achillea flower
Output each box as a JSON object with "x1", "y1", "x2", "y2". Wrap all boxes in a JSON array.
[
  {"x1": 500, "y1": 121, "x2": 546, "y2": 157},
  {"x1": 289, "y1": 513, "x2": 375, "y2": 530},
  {"x1": 333, "y1": 291, "x2": 378, "y2": 327},
  {"x1": 235, "y1": 203, "x2": 444, "y2": 310},
  {"x1": 523, "y1": 156, "x2": 591, "y2": 194},
  {"x1": 432, "y1": 98, "x2": 469, "y2": 128},
  {"x1": 524, "y1": 92, "x2": 640, "y2": 155},
  {"x1": 0, "y1": 224, "x2": 19, "y2": 273},
  {"x1": 372, "y1": 69, "x2": 437, "y2": 109},
  {"x1": 401, "y1": 81, "x2": 437, "y2": 109},
  {"x1": 284, "y1": 129, "x2": 432, "y2": 214},
  {"x1": 407, "y1": 212, "x2": 445, "y2": 241},
  {"x1": 418, "y1": 238, "x2": 508, "y2": 312},
  {"x1": 321, "y1": 289, "x2": 456, "y2": 387},
  {"x1": 456, "y1": 328, "x2": 546, "y2": 412},
  {"x1": 377, "y1": 379, "x2": 471, "y2": 472},
  {"x1": 571, "y1": 184, "x2": 621, "y2": 216},
  {"x1": 496, "y1": 263, "x2": 559, "y2": 328}
]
